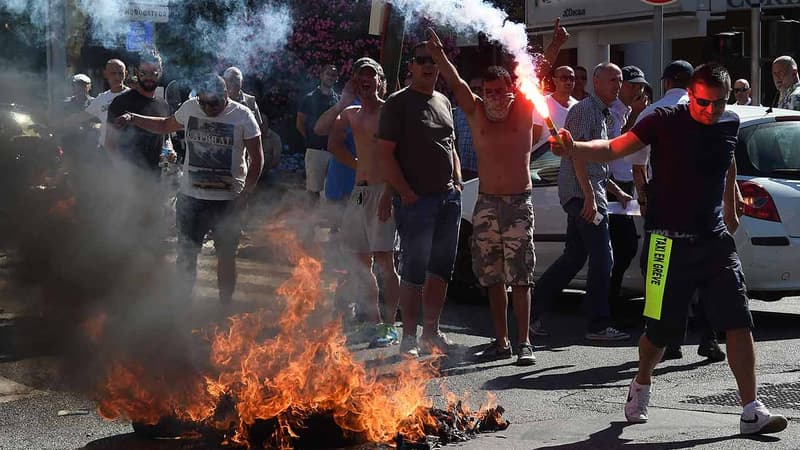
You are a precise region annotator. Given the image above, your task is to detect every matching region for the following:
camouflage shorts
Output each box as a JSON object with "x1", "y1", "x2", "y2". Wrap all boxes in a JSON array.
[{"x1": 471, "y1": 192, "x2": 535, "y2": 287}]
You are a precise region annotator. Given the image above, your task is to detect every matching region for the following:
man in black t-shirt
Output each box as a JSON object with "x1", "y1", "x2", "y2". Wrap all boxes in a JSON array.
[
  {"x1": 296, "y1": 65, "x2": 340, "y2": 200},
  {"x1": 107, "y1": 48, "x2": 170, "y2": 173},
  {"x1": 550, "y1": 63, "x2": 787, "y2": 436}
]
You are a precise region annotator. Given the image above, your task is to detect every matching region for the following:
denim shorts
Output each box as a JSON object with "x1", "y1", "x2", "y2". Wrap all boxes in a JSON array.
[
  {"x1": 176, "y1": 193, "x2": 241, "y2": 253},
  {"x1": 393, "y1": 188, "x2": 462, "y2": 287}
]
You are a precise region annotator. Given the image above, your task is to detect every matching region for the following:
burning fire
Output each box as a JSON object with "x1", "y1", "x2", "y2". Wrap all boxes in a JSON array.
[{"x1": 96, "y1": 221, "x2": 504, "y2": 448}]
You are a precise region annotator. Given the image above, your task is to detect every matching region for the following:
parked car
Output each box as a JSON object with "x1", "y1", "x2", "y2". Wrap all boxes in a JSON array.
[
  {"x1": 0, "y1": 103, "x2": 67, "y2": 238},
  {"x1": 452, "y1": 105, "x2": 800, "y2": 302}
]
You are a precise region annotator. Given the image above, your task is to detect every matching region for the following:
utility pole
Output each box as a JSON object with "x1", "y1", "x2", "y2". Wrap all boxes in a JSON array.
[
  {"x1": 46, "y1": 0, "x2": 67, "y2": 117},
  {"x1": 751, "y1": 1, "x2": 762, "y2": 105},
  {"x1": 379, "y1": 4, "x2": 406, "y2": 95},
  {"x1": 653, "y1": 5, "x2": 664, "y2": 99}
]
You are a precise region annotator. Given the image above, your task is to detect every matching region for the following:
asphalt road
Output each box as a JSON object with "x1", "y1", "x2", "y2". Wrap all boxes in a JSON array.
[{"x1": 0, "y1": 240, "x2": 798, "y2": 450}]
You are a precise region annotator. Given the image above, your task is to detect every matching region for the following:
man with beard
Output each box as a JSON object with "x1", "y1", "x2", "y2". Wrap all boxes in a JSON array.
[
  {"x1": 549, "y1": 63, "x2": 787, "y2": 436},
  {"x1": 426, "y1": 29, "x2": 538, "y2": 365},
  {"x1": 377, "y1": 36, "x2": 462, "y2": 357},
  {"x1": 115, "y1": 74, "x2": 263, "y2": 304},
  {"x1": 106, "y1": 47, "x2": 170, "y2": 174}
]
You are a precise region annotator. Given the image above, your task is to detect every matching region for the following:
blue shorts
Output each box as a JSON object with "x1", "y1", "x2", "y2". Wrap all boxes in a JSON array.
[{"x1": 393, "y1": 188, "x2": 462, "y2": 287}]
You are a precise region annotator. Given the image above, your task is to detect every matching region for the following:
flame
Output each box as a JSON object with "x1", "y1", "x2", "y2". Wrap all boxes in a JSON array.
[
  {"x1": 82, "y1": 312, "x2": 107, "y2": 343},
  {"x1": 96, "y1": 221, "x2": 457, "y2": 448},
  {"x1": 48, "y1": 196, "x2": 76, "y2": 219}
]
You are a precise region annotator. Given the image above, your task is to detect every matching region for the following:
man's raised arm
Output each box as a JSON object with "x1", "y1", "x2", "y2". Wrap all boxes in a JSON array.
[{"x1": 426, "y1": 28, "x2": 478, "y2": 115}]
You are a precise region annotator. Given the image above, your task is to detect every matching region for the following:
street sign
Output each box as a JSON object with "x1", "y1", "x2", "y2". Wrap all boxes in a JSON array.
[
  {"x1": 123, "y1": 2, "x2": 169, "y2": 23},
  {"x1": 369, "y1": 0, "x2": 386, "y2": 36},
  {"x1": 125, "y1": 21, "x2": 154, "y2": 52},
  {"x1": 641, "y1": 0, "x2": 679, "y2": 5}
]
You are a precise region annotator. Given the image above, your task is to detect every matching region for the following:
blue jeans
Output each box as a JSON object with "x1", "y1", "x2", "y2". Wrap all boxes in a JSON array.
[
  {"x1": 532, "y1": 197, "x2": 613, "y2": 332},
  {"x1": 393, "y1": 189, "x2": 462, "y2": 287}
]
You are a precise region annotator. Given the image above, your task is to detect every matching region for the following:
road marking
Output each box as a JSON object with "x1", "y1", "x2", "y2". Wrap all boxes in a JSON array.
[{"x1": 0, "y1": 375, "x2": 42, "y2": 403}]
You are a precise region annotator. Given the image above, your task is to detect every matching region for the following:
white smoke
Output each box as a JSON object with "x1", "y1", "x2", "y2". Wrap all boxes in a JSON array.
[
  {"x1": 194, "y1": 2, "x2": 293, "y2": 74},
  {"x1": 390, "y1": 0, "x2": 539, "y2": 87}
]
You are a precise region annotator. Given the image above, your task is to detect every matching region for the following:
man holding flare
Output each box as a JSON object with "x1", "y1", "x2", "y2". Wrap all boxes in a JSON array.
[{"x1": 546, "y1": 62, "x2": 786, "y2": 435}]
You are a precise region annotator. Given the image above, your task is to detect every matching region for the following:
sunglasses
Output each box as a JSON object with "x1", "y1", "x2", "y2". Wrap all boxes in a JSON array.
[
  {"x1": 198, "y1": 97, "x2": 223, "y2": 108},
  {"x1": 556, "y1": 75, "x2": 576, "y2": 82},
  {"x1": 412, "y1": 55, "x2": 436, "y2": 65},
  {"x1": 693, "y1": 96, "x2": 728, "y2": 108},
  {"x1": 732, "y1": 87, "x2": 750, "y2": 93}
]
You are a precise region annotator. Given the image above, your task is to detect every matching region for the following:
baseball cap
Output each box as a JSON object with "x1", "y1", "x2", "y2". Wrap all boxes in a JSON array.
[
  {"x1": 621, "y1": 65, "x2": 649, "y2": 85},
  {"x1": 661, "y1": 60, "x2": 694, "y2": 81},
  {"x1": 72, "y1": 73, "x2": 91, "y2": 84},
  {"x1": 353, "y1": 57, "x2": 384, "y2": 78}
]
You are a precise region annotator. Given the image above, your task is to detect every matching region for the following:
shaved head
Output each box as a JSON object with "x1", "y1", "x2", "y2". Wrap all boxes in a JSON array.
[
  {"x1": 106, "y1": 59, "x2": 125, "y2": 71},
  {"x1": 103, "y1": 58, "x2": 127, "y2": 91}
]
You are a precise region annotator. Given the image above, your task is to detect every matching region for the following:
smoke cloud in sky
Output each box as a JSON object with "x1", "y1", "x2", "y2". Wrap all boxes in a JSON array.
[
  {"x1": 193, "y1": 2, "x2": 293, "y2": 74},
  {"x1": 391, "y1": 0, "x2": 539, "y2": 85}
]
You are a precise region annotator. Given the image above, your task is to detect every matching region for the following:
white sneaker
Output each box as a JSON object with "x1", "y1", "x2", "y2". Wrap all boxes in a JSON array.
[
  {"x1": 400, "y1": 336, "x2": 420, "y2": 358},
  {"x1": 624, "y1": 379, "x2": 651, "y2": 423},
  {"x1": 740, "y1": 400, "x2": 788, "y2": 435}
]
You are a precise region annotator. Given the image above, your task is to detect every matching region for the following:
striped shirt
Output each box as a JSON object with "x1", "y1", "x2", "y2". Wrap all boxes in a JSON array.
[
  {"x1": 557, "y1": 94, "x2": 612, "y2": 210},
  {"x1": 453, "y1": 107, "x2": 478, "y2": 172}
]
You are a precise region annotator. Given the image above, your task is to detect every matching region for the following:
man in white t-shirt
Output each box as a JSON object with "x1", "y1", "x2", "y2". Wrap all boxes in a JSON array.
[
  {"x1": 533, "y1": 66, "x2": 579, "y2": 151},
  {"x1": 115, "y1": 74, "x2": 264, "y2": 304},
  {"x1": 86, "y1": 59, "x2": 129, "y2": 149}
]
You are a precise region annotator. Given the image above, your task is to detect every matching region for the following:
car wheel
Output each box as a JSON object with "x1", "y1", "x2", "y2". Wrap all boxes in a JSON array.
[{"x1": 448, "y1": 219, "x2": 487, "y2": 303}]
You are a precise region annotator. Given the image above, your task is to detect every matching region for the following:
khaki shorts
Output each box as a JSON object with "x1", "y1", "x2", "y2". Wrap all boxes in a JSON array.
[
  {"x1": 339, "y1": 184, "x2": 398, "y2": 253},
  {"x1": 305, "y1": 148, "x2": 331, "y2": 193},
  {"x1": 471, "y1": 192, "x2": 535, "y2": 287}
]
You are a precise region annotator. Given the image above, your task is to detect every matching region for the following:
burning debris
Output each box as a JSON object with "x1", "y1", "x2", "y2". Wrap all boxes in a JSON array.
[{"x1": 93, "y1": 222, "x2": 509, "y2": 449}]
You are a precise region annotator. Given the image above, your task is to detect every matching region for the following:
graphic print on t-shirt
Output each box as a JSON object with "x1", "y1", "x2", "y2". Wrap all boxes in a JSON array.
[{"x1": 185, "y1": 116, "x2": 235, "y2": 191}]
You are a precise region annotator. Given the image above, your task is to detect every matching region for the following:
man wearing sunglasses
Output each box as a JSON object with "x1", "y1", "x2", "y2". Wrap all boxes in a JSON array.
[
  {"x1": 115, "y1": 74, "x2": 263, "y2": 305},
  {"x1": 625, "y1": 60, "x2": 727, "y2": 362},
  {"x1": 732, "y1": 79, "x2": 755, "y2": 106},
  {"x1": 107, "y1": 47, "x2": 170, "y2": 173},
  {"x1": 532, "y1": 66, "x2": 578, "y2": 151},
  {"x1": 549, "y1": 63, "x2": 787, "y2": 436},
  {"x1": 377, "y1": 32, "x2": 462, "y2": 358}
]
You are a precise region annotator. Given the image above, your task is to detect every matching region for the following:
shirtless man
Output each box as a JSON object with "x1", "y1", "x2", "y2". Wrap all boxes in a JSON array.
[
  {"x1": 314, "y1": 58, "x2": 400, "y2": 348},
  {"x1": 428, "y1": 28, "x2": 540, "y2": 365}
]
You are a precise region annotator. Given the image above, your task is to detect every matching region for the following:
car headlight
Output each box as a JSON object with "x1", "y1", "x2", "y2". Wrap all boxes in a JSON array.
[{"x1": 10, "y1": 112, "x2": 33, "y2": 126}]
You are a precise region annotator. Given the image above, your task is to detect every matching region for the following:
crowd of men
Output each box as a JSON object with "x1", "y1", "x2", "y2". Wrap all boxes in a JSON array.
[{"x1": 55, "y1": 16, "x2": 800, "y2": 436}]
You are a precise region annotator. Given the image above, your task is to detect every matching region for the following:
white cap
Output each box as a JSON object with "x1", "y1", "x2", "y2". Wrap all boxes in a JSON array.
[{"x1": 72, "y1": 74, "x2": 91, "y2": 84}]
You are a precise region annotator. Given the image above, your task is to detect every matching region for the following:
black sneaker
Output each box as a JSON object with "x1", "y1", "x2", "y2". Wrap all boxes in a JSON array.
[
  {"x1": 661, "y1": 345, "x2": 683, "y2": 361},
  {"x1": 698, "y1": 339, "x2": 726, "y2": 362},
  {"x1": 473, "y1": 340, "x2": 512, "y2": 361},
  {"x1": 515, "y1": 343, "x2": 536, "y2": 366}
]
